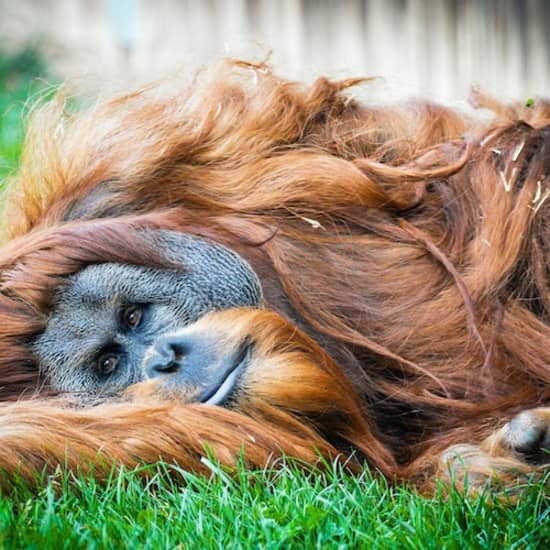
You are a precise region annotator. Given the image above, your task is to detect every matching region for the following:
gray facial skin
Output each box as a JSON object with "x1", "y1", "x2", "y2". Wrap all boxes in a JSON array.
[
  {"x1": 32, "y1": 230, "x2": 262, "y2": 395},
  {"x1": 143, "y1": 329, "x2": 253, "y2": 406}
]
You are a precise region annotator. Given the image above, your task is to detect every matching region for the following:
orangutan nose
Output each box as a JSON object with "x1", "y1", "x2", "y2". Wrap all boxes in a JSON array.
[{"x1": 144, "y1": 338, "x2": 188, "y2": 377}]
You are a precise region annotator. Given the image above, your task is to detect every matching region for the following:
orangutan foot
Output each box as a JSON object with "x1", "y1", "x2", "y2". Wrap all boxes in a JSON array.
[
  {"x1": 437, "y1": 407, "x2": 550, "y2": 492},
  {"x1": 494, "y1": 407, "x2": 550, "y2": 465}
]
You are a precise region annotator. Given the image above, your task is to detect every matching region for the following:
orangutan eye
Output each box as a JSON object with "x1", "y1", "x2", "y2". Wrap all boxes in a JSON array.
[
  {"x1": 122, "y1": 304, "x2": 143, "y2": 329},
  {"x1": 96, "y1": 353, "x2": 119, "y2": 375}
]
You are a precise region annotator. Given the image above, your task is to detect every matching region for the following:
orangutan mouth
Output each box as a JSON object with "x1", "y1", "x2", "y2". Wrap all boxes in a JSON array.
[{"x1": 199, "y1": 341, "x2": 253, "y2": 406}]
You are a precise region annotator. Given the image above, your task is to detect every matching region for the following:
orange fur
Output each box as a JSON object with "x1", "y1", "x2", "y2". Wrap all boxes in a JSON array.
[{"x1": 0, "y1": 61, "x2": 548, "y2": 490}]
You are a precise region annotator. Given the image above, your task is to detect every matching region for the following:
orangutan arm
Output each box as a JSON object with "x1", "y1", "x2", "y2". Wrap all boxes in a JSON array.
[{"x1": 0, "y1": 398, "x2": 340, "y2": 488}]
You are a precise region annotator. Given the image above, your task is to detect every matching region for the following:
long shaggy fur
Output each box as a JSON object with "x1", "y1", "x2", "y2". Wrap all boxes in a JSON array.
[{"x1": 0, "y1": 61, "x2": 548, "y2": 489}]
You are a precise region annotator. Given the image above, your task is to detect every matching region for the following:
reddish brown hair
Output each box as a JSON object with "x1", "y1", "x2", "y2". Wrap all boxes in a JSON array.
[{"x1": 0, "y1": 61, "x2": 548, "y2": 487}]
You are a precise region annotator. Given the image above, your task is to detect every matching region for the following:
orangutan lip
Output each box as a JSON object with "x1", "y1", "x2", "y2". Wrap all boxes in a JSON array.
[{"x1": 200, "y1": 341, "x2": 252, "y2": 406}]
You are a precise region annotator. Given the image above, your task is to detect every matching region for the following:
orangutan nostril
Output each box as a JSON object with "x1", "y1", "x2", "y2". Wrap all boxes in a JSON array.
[
  {"x1": 172, "y1": 344, "x2": 185, "y2": 363},
  {"x1": 152, "y1": 359, "x2": 180, "y2": 374}
]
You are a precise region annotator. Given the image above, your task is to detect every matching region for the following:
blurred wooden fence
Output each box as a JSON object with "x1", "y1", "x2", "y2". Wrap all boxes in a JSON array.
[{"x1": 1, "y1": 0, "x2": 548, "y2": 101}]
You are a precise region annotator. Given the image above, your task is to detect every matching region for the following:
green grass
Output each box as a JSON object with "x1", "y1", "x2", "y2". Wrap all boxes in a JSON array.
[
  {"x1": 0, "y1": 49, "x2": 549, "y2": 549},
  {"x1": 0, "y1": 463, "x2": 547, "y2": 549},
  {"x1": 0, "y1": 48, "x2": 53, "y2": 181}
]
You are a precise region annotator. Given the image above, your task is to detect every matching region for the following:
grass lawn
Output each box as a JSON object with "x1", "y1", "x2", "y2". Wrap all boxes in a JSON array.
[
  {"x1": 0, "y1": 464, "x2": 548, "y2": 549},
  {"x1": 0, "y1": 50, "x2": 548, "y2": 549}
]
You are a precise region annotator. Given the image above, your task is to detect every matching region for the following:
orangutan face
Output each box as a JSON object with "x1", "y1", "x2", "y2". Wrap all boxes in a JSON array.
[{"x1": 32, "y1": 230, "x2": 262, "y2": 396}]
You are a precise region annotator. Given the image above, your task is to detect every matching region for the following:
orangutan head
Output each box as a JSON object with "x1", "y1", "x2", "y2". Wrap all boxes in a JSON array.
[{"x1": 31, "y1": 230, "x2": 262, "y2": 394}]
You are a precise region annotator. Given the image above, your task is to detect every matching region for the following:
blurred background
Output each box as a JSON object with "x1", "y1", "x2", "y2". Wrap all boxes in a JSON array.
[
  {"x1": 1, "y1": 0, "x2": 549, "y2": 177},
  {"x1": 1, "y1": 0, "x2": 549, "y2": 99}
]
